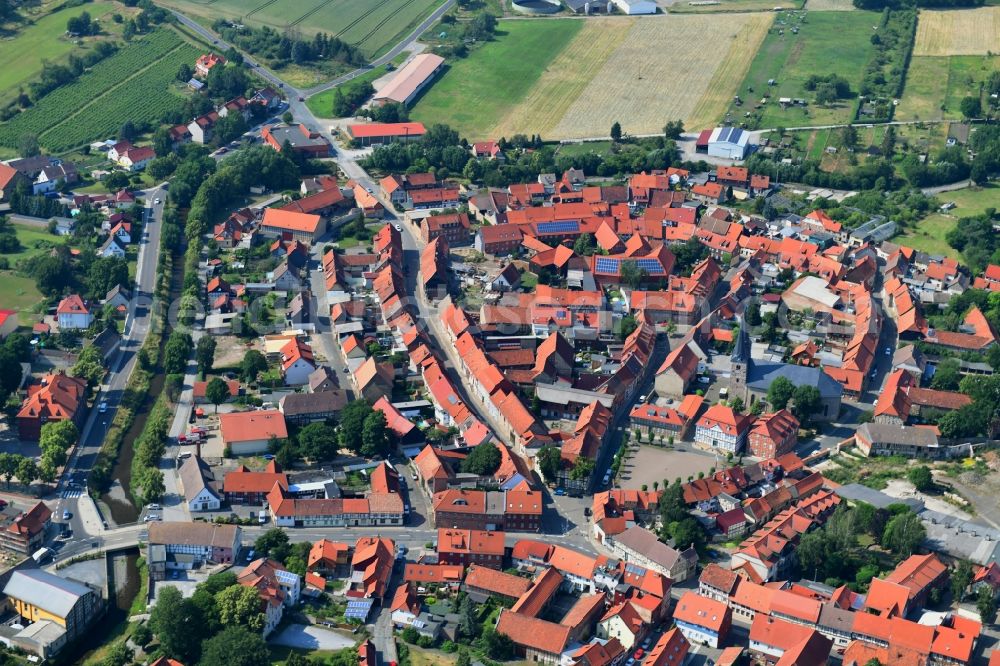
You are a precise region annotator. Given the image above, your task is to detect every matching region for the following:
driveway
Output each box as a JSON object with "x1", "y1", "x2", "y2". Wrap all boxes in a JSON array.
[{"x1": 270, "y1": 624, "x2": 356, "y2": 651}]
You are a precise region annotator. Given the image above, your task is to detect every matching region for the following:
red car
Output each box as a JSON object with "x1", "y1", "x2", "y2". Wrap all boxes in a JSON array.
[{"x1": 633, "y1": 649, "x2": 644, "y2": 660}]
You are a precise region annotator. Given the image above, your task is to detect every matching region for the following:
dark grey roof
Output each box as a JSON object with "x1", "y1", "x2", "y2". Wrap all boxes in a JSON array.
[
  {"x1": 857, "y1": 422, "x2": 939, "y2": 447},
  {"x1": 179, "y1": 455, "x2": 219, "y2": 504},
  {"x1": 3, "y1": 570, "x2": 92, "y2": 617},
  {"x1": 747, "y1": 361, "x2": 843, "y2": 399},
  {"x1": 731, "y1": 312, "x2": 751, "y2": 364},
  {"x1": 834, "y1": 483, "x2": 923, "y2": 511},
  {"x1": 280, "y1": 390, "x2": 347, "y2": 416}
]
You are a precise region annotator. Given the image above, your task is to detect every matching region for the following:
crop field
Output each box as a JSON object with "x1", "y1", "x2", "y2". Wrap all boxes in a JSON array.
[
  {"x1": 727, "y1": 11, "x2": 878, "y2": 128},
  {"x1": 670, "y1": 0, "x2": 800, "y2": 13},
  {"x1": 417, "y1": 14, "x2": 770, "y2": 141},
  {"x1": 897, "y1": 55, "x2": 1000, "y2": 121},
  {"x1": 0, "y1": 29, "x2": 200, "y2": 153},
  {"x1": 410, "y1": 19, "x2": 583, "y2": 140},
  {"x1": 491, "y1": 18, "x2": 634, "y2": 139},
  {"x1": 914, "y1": 7, "x2": 1000, "y2": 56},
  {"x1": 0, "y1": 2, "x2": 124, "y2": 99},
  {"x1": 804, "y1": 0, "x2": 856, "y2": 9},
  {"x1": 158, "y1": 0, "x2": 446, "y2": 58}
]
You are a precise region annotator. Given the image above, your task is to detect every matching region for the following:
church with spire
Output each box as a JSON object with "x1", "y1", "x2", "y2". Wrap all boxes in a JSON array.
[{"x1": 729, "y1": 312, "x2": 843, "y2": 421}]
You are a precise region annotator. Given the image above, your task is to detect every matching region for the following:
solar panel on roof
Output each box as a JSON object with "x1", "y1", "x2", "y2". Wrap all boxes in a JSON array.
[
  {"x1": 537, "y1": 221, "x2": 580, "y2": 235},
  {"x1": 595, "y1": 257, "x2": 620, "y2": 273},
  {"x1": 636, "y1": 259, "x2": 664, "y2": 273},
  {"x1": 730, "y1": 128, "x2": 744, "y2": 144}
]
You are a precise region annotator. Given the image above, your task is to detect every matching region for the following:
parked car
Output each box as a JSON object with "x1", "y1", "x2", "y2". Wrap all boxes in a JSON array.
[
  {"x1": 62, "y1": 510, "x2": 71, "y2": 520},
  {"x1": 98, "y1": 401, "x2": 108, "y2": 413}
]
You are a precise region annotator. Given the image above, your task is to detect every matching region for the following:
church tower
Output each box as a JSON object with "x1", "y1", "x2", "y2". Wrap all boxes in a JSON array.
[{"x1": 731, "y1": 312, "x2": 752, "y2": 402}]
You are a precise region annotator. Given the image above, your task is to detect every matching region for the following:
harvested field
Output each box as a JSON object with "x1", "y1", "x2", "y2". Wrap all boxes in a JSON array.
[
  {"x1": 493, "y1": 18, "x2": 635, "y2": 138},
  {"x1": 548, "y1": 13, "x2": 773, "y2": 139},
  {"x1": 913, "y1": 7, "x2": 1000, "y2": 56},
  {"x1": 687, "y1": 15, "x2": 774, "y2": 130},
  {"x1": 804, "y1": 0, "x2": 855, "y2": 9}
]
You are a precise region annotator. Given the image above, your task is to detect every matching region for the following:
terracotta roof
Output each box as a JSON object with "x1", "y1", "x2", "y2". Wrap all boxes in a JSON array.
[
  {"x1": 261, "y1": 207, "x2": 322, "y2": 234},
  {"x1": 673, "y1": 591, "x2": 729, "y2": 633},
  {"x1": 372, "y1": 396, "x2": 416, "y2": 439},
  {"x1": 348, "y1": 122, "x2": 427, "y2": 139},
  {"x1": 56, "y1": 294, "x2": 89, "y2": 315},
  {"x1": 496, "y1": 610, "x2": 572, "y2": 655},
  {"x1": 699, "y1": 563, "x2": 740, "y2": 595},
  {"x1": 885, "y1": 553, "x2": 947, "y2": 602},
  {"x1": 437, "y1": 528, "x2": 505, "y2": 556},
  {"x1": 404, "y1": 563, "x2": 463, "y2": 584},
  {"x1": 644, "y1": 627, "x2": 690, "y2": 666},
  {"x1": 219, "y1": 409, "x2": 288, "y2": 443},
  {"x1": 308, "y1": 539, "x2": 349, "y2": 568},
  {"x1": 511, "y1": 567, "x2": 563, "y2": 617},
  {"x1": 864, "y1": 577, "x2": 910, "y2": 617},
  {"x1": 17, "y1": 373, "x2": 86, "y2": 422},
  {"x1": 465, "y1": 564, "x2": 531, "y2": 599}
]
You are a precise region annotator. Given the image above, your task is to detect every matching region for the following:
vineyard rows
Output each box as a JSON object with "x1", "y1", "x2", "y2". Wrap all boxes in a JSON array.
[{"x1": 0, "y1": 30, "x2": 196, "y2": 152}]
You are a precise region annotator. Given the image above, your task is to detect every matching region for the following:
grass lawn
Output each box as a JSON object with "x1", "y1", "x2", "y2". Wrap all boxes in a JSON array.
[
  {"x1": 1, "y1": 223, "x2": 62, "y2": 265},
  {"x1": 555, "y1": 141, "x2": 614, "y2": 158},
  {"x1": 671, "y1": 0, "x2": 800, "y2": 11},
  {"x1": 410, "y1": 19, "x2": 583, "y2": 140},
  {"x1": 0, "y1": 273, "x2": 45, "y2": 318},
  {"x1": 0, "y1": 2, "x2": 122, "y2": 99},
  {"x1": 895, "y1": 214, "x2": 958, "y2": 259},
  {"x1": 728, "y1": 11, "x2": 879, "y2": 128},
  {"x1": 307, "y1": 67, "x2": 388, "y2": 118}
]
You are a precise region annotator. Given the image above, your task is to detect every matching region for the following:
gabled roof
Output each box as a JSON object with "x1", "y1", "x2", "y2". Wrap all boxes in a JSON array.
[{"x1": 496, "y1": 610, "x2": 572, "y2": 656}]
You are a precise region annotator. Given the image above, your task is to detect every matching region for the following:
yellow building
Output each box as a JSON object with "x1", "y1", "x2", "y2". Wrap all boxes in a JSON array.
[{"x1": 3, "y1": 569, "x2": 103, "y2": 657}]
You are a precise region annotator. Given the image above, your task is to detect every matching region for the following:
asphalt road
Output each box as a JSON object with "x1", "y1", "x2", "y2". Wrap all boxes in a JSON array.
[{"x1": 54, "y1": 186, "x2": 167, "y2": 538}]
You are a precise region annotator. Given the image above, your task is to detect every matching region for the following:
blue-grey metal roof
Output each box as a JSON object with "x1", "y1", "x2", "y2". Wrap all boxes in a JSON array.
[
  {"x1": 747, "y1": 361, "x2": 843, "y2": 399},
  {"x1": 3, "y1": 570, "x2": 91, "y2": 618}
]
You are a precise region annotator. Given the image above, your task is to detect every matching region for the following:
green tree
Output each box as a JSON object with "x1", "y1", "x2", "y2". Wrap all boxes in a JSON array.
[
  {"x1": 952, "y1": 560, "x2": 973, "y2": 602},
  {"x1": 729, "y1": 396, "x2": 745, "y2": 413},
  {"x1": 619, "y1": 315, "x2": 638, "y2": 341},
  {"x1": 134, "y1": 467, "x2": 165, "y2": 504},
  {"x1": 619, "y1": 260, "x2": 647, "y2": 289},
  {"x1": 569, "y1": 456, "x2": 595, "y2": 481},
  {"x1": 198, "y1": 626, "x2": 269, "y2": 666},
  {"x1": 536, "y1": 445, "x2": 561, "y2": 481},
  {"x1": 254, "y1": 528, "x2": 290, "y2": 562},
  {"x1": 0, "y1": 453, "x2": 17, "y2": 488},
  {"x1": 907, "y1": 465, "x2": 934, "y2": 493},
  {"x1": 163, "y1": 331, "x2": 193, "y2": 375},
  {"x1": 790, "y1": 384, "x2": 822, "y2": 423},
  {"x1": 461, "y1": 442, "x2": 502, "y2": 475},
  {"x1": 668, "y1": 517, "x2": 705, "y2": 552},
  {"x1": 977, "y1": 585, "x2": 996, "y2": 622},
  {"x1": 459, "y1": 595, "x2": 478, "y2": 639},
  {"x1": 361, "y1": 410, "x2": 391, "y2": 458},
  {"x1": 240, "y1": 349, "x2": 268, "y2": 383},
  {"x1": 204, "y1": 377, "x2": 231, "y2": 413},
  {"x1": 216, "y1": 585, "x2": 265, "y2": 633},
  {"x1": 796, "y1": 530, "x2": 828, "y2": 578},
  {"x1": 961, "y1": 95, "x2": 983, "y2": 120},
  {"x1": 456, "y1": 650, "x2": 472, "y2": 666},
  {"x1": 745, "y1": 301, "x2": 762, "y2": 327},
  {"x1": 151, "y1": 586, "x2": 201, "y2": 663},
  {"x1": 17, "y1": 457, "x2": 37, "y2": 485},
  {"x1": 339, "y1": 400, "x2": 371, "y2": 454},
  {"x1": 573, "y1": 233, "x2": 596, "y2": 256},
  {"x1": 298, "y1": 422, "x2": 339, "y2": 461},
  {"x1": 610, "y1": 121, "x2": 622, "y2": 142},
  {"x1": 196, "y1": 336, "x2": 217, "y2": 375},
  {"x1": 767, "y1": 376, "x2": 795, "y2": 410},
  {"x1": 101, "y1": 640, "x2": 134, "y2": 666},
  {"x1": 931, "y1": 358, "x2": 962, "y2": 390},
  {"x1": 882, "y1": 511, "x2": 926, "y2": 558},
  {"x1": 71, "y1": 345, "x2": 105, "y2": 387},
  {"x1": 484, "y1": 628, "x2": 516, "y2": 661}
]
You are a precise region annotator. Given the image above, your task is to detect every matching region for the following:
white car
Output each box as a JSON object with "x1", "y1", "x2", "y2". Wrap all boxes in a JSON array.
[
  {"x1": 154, "y1": 198, "x2": 161, "y2": 205},
  {"x1": 394, "y1": 224, "x2": 402, "y2": 232}
]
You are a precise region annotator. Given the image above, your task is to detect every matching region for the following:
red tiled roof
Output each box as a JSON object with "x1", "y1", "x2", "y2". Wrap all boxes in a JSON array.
[{"x1": 496, "y1": 610, "x2": 572, "y2": 655}]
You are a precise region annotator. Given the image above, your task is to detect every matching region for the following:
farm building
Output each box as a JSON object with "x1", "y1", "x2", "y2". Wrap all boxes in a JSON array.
[
  {"x1": 707, "y1": 127, "x2": 751, "y2": 160},
  {"x1": 345, "y1": 122, "x2": 427, "y2": 147},
  {"x1": 373, "y1": 54, "x2": 445, "y2": 107},
  {"x1": 612, "y1": 0, "x2": 657, "y2": 13}
]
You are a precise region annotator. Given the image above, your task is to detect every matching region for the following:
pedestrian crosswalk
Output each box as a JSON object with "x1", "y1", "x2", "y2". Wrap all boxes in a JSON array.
[{"x1": 60, "y1": 487, "x2": 83, "y2": 499}]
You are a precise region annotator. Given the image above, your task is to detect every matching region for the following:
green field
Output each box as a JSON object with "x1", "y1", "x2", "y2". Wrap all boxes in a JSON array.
[
  {"x1": 897, "y1": 55, "x2": 1000, "y2": 121},
  {"x1": 726, "y1": 11, "x2": 879, "y2": 128},
  {"x1": 896, "y1": 184, "x2": 1000, "y2": 259},
  {"x1": 0, "y1": 29, "x2": 200, "y2": 153},
  {"x1": 306, "y1": 53, "x2": 408, "y2": 118},
  {"x1": 1, "y1": 224, "x2": 62, "y2": 266},
  {"x1": 0, "y1": 2, "x2": 126, "y2": 99},
  {"x1": 410, "y1": 20, "x2": 583, "y2": 140},
  {"x1": 158, "y1": 0, "x2": 446, "y2": 59},
  {"x1": 0, "y1": 273, "x2": 45, "y2": 318}
]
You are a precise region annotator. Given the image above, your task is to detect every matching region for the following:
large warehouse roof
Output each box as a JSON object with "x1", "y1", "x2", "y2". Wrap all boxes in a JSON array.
[{"x1": 373, "y1": 54, "x2": 445, "y2": 105}]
